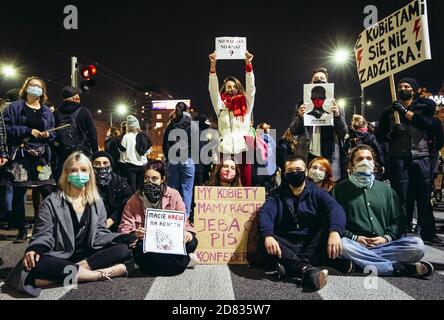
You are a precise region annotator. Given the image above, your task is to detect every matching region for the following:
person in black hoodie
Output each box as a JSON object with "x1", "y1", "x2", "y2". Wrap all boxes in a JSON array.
[
  {"x1": 345, "y1": 114, "x2": 385, "y2": 174},
  {"x1": 257, "y1": 155, "x2": 348, "y2": 291},
  {"x1": 376, "y1": 77, "x2": 444, "y2": 246},
  {"x1": 91, "y1": 151, "x2": 133, "y2": 232},
  {"x1": 54, "y1": 86, "x2": 98, "y2": 181},
  {"x1": 104, "y1": 126, "x2": 121, "y2": 173},
  {"x1": 162, "y1": 102, "x2": 198, "y2": 220}
]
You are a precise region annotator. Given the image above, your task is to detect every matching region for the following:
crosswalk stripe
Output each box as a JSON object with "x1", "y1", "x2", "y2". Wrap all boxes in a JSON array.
[
  {"x1": 318, "y1": 276, "x2": 414, "y2": 300},
  {"x1": 424, "y1": 245, "x2": 444, "y2": 264},
  {"x1": 145, "y1": 265, "x2": 235, "y2": 300},
  {"x1": 0, "y1": 282, "x2": 73, "y2": 300}
]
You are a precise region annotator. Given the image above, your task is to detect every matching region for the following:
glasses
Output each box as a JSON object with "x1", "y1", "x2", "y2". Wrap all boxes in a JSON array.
[{"x1": 285, "y1": 169, "x2": 305, "y2": 174}]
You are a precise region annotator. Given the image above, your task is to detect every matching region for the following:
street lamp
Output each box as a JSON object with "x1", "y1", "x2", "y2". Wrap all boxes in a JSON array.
[
  {"x1": 1, "y1": 65, "x2": 17, "y2": 78},
  {"x1": 337, "y1": 99, "x2": 347, "y2": 108},
  {"x1": 366, "y1": 100, "x2": 372, "y2": 107},
  {"x1": 332, "y1": 49, "x2": 350, "y2": 65},
  {"x1": 110, "y1": 104, "x2": 129, "y2": 127}
]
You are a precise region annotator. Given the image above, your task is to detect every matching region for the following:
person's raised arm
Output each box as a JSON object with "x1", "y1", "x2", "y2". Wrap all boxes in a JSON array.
[
  {"x1": 245, "y1": 51, "x2": 256, "y2": 114},
  {"x1": 208, "y1": 52, "x2": 224, "y2": 115}
]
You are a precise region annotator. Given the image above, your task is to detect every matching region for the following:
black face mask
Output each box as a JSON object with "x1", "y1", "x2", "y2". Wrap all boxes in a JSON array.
[
  {"x1": 398, "y1": 90, "x2": 414, "y2": 101},
  {"x1": 94, "y1": 167, "x2": 113, "y2": 187},
  {"x1": 143, "y1": 182, "x2": 163, "y2": 203},
  {"x1": 313, "y1": 80, "x2": 327, "y2": 84},
  {"x1": 286, "y1": 171, "x2": 306, "y2": 188}
]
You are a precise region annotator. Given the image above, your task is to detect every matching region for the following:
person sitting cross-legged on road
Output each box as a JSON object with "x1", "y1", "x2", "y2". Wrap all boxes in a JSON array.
[
  {"x1": 257, "y1": 155, "x2": 348, "y2": 291},
  {"x1": 331, "y1": 145, "x2": 434, "y2": 278},
  {"x1": 5, "y1": 152, "x2": 132, "y2": 298}
]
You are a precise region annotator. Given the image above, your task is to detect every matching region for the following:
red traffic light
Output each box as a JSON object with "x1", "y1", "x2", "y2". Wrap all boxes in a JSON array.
[{"x1": 80, "y1": 65, "x2": 97, "y2": 79}]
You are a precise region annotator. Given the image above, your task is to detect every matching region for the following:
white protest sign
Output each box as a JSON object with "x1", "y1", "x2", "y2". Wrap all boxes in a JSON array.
[
  {"x1": 143, "y1": 209, "x2": 186, "y2": 256},
  {"x1": 303, "y1": 83, "x2": 335, "y2": 127},
  {"x1": 216, "y1": 37, "x2": 247, "y2": 60},
  {"x1": 355, "y1": 0, "x2": 431, "y2": 88}
]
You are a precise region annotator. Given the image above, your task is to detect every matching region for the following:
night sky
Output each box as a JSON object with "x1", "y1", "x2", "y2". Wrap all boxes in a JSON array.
[{"x1": 1, "y1": 0, "x2": 443, "y2": 136}]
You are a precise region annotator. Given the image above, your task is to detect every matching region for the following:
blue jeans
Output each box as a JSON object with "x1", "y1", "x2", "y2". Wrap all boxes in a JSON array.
[
  {"x1": 341, "y1": 237, "x2": 425, "y2": 276},
  {"x1": 167, "y1": 158, "x2": 195, "y2": 219}
]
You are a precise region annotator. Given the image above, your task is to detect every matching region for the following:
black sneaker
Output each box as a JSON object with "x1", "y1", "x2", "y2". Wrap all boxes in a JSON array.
[
  {"x1": 13, "y1": 230, "x2": 28, "y2": 244},
  {"x1": 275, "y1": 262, "x2": 286, "y2": 279},
  {"x1": 301, "y1": 266, "x2": 328, "y2": 291},
  {"x1": 330, "y1": 258, "x2": 355, "y2": 274},
  {"x1": 393, "y1": 261, "x2": 435, "y2": 278}
]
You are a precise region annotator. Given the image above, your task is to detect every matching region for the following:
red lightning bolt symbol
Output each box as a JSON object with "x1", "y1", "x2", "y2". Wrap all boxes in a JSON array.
[
  {"x1": 356, "y1": 49, "x2": 363, "y2": 69},
  {"x1": 413, "y1": 19, "x2": 421, "y2": 41}
]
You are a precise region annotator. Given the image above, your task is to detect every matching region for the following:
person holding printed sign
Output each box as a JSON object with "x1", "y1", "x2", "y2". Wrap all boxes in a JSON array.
[
  {"x1": 208, "y1": 50, "x2": 256, "y2": 187},
  {"x1": 119, "y1": 160, "x2": 199, "y2": 276},
  {"x1": 5, "y1": 152, "x2": 132, "y2": 297},
  {"x1": 332, "y1": 145, "x2": 434, "y2": 278},
  {"x1": 289, "y1": 67, "x2": 348, "y2": 182},
  {"x1": 258, "y1": 155, "x2": 348, "y2": 292},
  {"x1": 376, "y1": 78, "x2": 444, "y2": 246}
]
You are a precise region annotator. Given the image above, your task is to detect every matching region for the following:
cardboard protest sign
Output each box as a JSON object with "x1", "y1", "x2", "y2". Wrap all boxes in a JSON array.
[
  {"x1": 143, "y1": 209, "x2": 186, "y2": 256},
  {"x1": 355, "y1": 0, "x2": 431, "y2": 88},
  {"x1": 303, "y1": 83, "x2": 335, "y2": 127},
  {"x1": 194, "y1": 187, "x2": 266, "y2": 265},
  {"x1": 215, "y1": 37, "x2": 247, "y2": 60}
]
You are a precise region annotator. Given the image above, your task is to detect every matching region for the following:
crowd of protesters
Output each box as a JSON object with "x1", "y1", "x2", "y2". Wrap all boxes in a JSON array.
[{"x1": 0, "y1": 50, "x2": 443, "y2": 296}]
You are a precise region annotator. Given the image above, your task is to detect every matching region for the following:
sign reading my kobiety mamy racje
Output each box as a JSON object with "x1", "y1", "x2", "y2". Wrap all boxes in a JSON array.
[
  {"x1": 195, "y1": 187, "x2": 265, "y2": 265},
  {"x1": 355, "y1": 0, "x2": 431, "y2": 89},
  {"x1": 215, "y1": 37, "x2": 247, "y2": 60}
]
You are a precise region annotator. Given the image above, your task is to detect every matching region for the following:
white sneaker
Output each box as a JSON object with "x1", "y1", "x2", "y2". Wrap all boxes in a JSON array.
[{"x1": 187, "y1": 253, "x2": 199, "y2": 268}]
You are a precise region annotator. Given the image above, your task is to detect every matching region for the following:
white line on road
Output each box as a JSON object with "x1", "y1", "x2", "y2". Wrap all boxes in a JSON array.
[
  {"x1": 318, "y1": 276, "x2": 414, "y2": 300},
  {"x1": 145, "y1": 265, "x2": 235, "y2": 300}
]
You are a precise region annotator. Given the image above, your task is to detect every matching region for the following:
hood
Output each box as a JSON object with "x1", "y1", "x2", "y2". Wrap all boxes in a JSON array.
[
  {"x1": 172, "y1": 114, "x2": 192, "y2": 130},
  {"x1": 58, "y1": 101, "x2": 82, "y2": 115}
]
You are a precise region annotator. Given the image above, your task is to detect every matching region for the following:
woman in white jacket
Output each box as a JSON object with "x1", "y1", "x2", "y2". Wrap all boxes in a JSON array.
[{"x1": 208, "y1": 51, "x2": 256, "y2": 186}]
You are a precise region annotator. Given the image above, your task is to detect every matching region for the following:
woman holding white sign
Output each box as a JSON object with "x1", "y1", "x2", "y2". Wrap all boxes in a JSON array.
[
  {"x1": 208, "y1": 50, "x2": 255, "y2": 187},
  {"x1": 119, "y1": 160, "x2": 199, "y2": 276}
]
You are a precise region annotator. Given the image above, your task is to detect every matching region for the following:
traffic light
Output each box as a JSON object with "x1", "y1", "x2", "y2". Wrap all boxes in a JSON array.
[{"x1": 80, "y1": 64, "x2": 97, "y2": 92}]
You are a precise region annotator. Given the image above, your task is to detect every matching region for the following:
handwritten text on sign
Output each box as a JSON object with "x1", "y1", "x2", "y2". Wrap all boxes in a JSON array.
[
  {"x1": 355, "y1": 0, "x2": 431, "y2": 88},
  {"x1": 195, "y1": 187, "x2": 265, "y2": 265},
  {"x1": 215, "y1": 37, "x2": 247, "y2": 60}
]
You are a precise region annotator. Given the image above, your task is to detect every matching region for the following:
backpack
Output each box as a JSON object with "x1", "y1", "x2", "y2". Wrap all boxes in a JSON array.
[
  {"x1": 57, "y1": 108, "x2": 84, "y2": 154},
  {"x1": 135, "y1": 132, "x2": 152, "y2": 156}
]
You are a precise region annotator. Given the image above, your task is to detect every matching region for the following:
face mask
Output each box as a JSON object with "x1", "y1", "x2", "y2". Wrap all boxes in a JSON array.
[
  {"x1": 26, "y1": 86, "x2": 43, "y2": 98},
  {"x1": 68, "y1": 172, "x2": 90, "y2": 189},
  {"x1": 94, "y1": 166, "x2": 113, "y2": 187},
  {"x1": 143, "y1": 182, "x2": 163, "y2": 203},
  {"x1": 286, "y1": 171, "x2": 306, "y2": 188},
  {"x1": 312, "y1": 98, "x2": 325, "y2": 109},
  {"x1": 308, "y1": 169, "x2": 326, "y2": 183},
  {"x1": 398, "y1": 90, "x2": 413, "y2": 101},
  {"x1": 220, "y1": 168, "x2": 236, "y2": 183},
  {"x1": 349, "y1": 160, "x2": 375, "y2": 189}
]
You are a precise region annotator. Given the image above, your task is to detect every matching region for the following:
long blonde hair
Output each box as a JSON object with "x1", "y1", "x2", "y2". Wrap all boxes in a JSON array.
[{"x1": 58, "y1": 152, "x2": 101, "y2": 206}]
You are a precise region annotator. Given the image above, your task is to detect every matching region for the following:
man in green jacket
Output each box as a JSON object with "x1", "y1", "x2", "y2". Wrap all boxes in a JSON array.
[{"x1": 331, "y1": 145, "x2": 434, "y2": 278}]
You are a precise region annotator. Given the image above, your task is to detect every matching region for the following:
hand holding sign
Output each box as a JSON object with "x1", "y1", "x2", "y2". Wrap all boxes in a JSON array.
[
  {"x1": 216, "y1": 37, "x2": 247, "y2": 60},
  {"x1": 245, "y1": 51, "x2": 254, "y2": 65}
]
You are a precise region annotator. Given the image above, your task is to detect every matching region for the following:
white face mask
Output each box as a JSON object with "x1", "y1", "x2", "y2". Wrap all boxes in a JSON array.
[
  {"x1": 353, "y1": 160, "x2": 375, "y2": 175},
  {"x1": 308, "y1": 169, "x2": 326, "y2": 183}
]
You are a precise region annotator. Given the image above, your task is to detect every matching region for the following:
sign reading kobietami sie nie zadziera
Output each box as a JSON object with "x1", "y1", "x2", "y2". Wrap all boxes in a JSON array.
[
  {"x1": 194, "y1": 187, "x2": 265, "y2": 265},
  {"x1": 355, "y1": 0, "x2": 431, "y2": 88},
  {"x1": 215, "y1": 37, "x2": 247, "y2": 60},
  {"x1": 143, "y1": 209, "x2": 187, "y2": 256}
]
